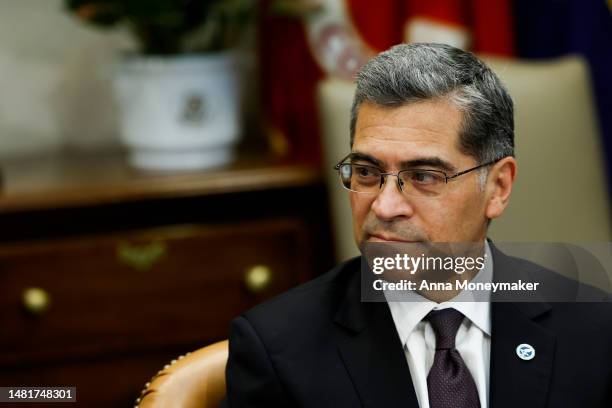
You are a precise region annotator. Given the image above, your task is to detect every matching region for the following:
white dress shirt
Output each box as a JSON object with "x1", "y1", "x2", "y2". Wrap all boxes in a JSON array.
[{"x1": 384, "y1": 241, "x2": 493, "y2": 408}]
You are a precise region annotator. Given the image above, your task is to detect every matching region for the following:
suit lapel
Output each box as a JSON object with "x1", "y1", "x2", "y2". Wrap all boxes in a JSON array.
[
  {"x1": 334, "y1": 258, "x2": 419, "y2": 408},
  {"x1": 489, "y1": 302, "x2": 556, "y2": 408},
  {"x1": 489, "y1": 244, "x2": 556, "y2": 408}
]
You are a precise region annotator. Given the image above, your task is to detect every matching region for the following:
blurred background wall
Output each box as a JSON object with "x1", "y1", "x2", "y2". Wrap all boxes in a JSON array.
[{"x1": 0, "y1": 0, "x2": 136, "y2": 157}]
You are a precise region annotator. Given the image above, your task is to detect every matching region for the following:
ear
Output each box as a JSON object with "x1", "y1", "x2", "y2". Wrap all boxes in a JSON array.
[{"x1": 485, "y1": 157, "x2": 517, "y2": 220}]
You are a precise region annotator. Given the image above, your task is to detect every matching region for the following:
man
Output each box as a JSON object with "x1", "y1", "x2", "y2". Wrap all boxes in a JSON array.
[{"x1": 223, "y1": 43, "x2": 611, "y2": 407}]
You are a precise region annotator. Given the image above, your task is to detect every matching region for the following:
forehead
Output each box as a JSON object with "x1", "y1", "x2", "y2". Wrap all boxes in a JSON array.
[{"x1": 353, "y1": 100, "x2": 464, "y2": 162}]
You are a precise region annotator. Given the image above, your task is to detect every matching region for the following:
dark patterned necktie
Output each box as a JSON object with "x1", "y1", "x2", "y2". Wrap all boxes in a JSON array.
[{"x1": 426, "y1": 308, "x2": 481, "y2": 408}]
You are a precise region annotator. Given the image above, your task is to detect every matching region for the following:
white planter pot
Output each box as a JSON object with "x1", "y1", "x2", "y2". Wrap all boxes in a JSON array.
[{"x1": 112, "y1": 53, "x2": 242, "y2": 171}]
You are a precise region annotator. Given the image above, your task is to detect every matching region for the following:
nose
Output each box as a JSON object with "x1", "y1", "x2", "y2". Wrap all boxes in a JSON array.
[{"x1": 370, "y1": 175, "x2": 415, "y2": 221}]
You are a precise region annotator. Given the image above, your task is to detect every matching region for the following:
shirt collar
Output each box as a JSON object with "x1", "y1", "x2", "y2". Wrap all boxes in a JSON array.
[{"x1": 385, "y1": 241, "x2": 493, "y2": 346}]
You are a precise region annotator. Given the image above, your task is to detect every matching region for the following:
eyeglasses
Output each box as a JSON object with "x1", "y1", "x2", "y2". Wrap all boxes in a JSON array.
[{"x1": 334, "y1": 153, "x2": 503, "y2": 198}]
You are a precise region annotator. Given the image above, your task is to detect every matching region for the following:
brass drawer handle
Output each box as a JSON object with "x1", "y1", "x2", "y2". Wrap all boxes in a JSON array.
[
  {"x1": 117, "y1": 241, "x2": 167, "y2": 272},
  {"x1": 22, "y1": 287, "x2": 51, "y2": 315},
  {"x1": 244, "y1": 265, "x2": 273, "y2": 294}
]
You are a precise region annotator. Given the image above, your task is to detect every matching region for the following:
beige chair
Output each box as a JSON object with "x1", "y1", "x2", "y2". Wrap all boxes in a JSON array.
[
  {"x1": 136, "y1": 340, "x2": 228, "y2": 408},
  {"x1": 318, "y1": 55, "x2": 611, "y2": 264}
]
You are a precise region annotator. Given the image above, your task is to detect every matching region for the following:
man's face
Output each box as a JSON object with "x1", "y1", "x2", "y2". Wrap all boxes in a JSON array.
[{"x1": 350, "y1": 100, "x2": 491, "y2": 247}]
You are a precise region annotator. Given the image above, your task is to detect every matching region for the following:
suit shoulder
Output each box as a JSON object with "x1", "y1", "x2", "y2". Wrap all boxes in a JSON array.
[
  {"x1": 549, "y1": 300, "x2": 612, "y2": 336},
  {"x1": 502, "y1": 249, "x2": 611, "y2": 302},
  {"x1": 512, "y1": 255, "x2": 612, "y2": 333}
]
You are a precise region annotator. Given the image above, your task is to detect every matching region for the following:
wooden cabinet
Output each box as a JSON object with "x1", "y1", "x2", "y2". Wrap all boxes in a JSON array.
[{"x1": 0, "y1": 152, "x2": 334, "y2": 407}]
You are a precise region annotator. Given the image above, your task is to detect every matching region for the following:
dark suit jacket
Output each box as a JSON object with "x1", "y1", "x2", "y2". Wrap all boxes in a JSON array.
[{"x1": 223, "y1": 244, "x2": 612, "y2": 407}]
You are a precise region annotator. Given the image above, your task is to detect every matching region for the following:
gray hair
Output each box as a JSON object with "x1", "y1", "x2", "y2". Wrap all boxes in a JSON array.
[{"x1": 350, "y1": 43, "x2": 514, "y2": 165}]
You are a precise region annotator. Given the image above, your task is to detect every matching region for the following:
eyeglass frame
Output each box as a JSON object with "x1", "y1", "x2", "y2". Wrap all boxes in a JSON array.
[{"x1": 333, "y1": 153, "x2": 506, "y2": 194}]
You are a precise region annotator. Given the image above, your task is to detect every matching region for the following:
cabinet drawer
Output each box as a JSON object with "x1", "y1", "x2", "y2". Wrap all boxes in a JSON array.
[
  {"x1": 0, "y1": 218, "x2": 308, "y2": 366},
  {"x1": 1, "y1": 349, "x2": 188, "y2": 408}
]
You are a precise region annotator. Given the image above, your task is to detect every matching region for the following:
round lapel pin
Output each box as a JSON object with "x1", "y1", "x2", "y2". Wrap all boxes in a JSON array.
[{"x1": 516, "y1": 343, "x2": 536, "y2": 360}]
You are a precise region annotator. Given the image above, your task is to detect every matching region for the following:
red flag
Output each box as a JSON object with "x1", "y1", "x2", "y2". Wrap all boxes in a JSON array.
[
  {"x1": 347, "y1": 0, "x2": 514, "y2": 55},
  {"x1": 258, "y1": 1, "x2": 324, "y2": 163}
]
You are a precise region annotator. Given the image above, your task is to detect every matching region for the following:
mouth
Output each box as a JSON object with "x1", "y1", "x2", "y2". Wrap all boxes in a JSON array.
[{"x1": 367, "y1": 233, "x2": 417, "y2": 243}]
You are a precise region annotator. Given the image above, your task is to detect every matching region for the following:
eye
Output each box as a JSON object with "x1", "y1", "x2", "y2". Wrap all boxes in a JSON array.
[
  {"x1": 353, "y1": 164, "x2": 379, "y2": 178},
  {"x1": 357, "y1": 166, "x2": 373, "y2": 177},
  {"x1": 409, "y1": 170, "x2": 442, "y2": 185}
]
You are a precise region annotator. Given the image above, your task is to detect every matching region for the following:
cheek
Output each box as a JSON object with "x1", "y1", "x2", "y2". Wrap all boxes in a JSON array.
[
  {"x1": 350, "y1": 193, "x2": 369, "y2": 226},
  {"x1": 451, "y1": 194, "x2": 486, "y2": 236},
  {"x1": 417, "y1": 200, "x2": 452, "y2": 236},
  {"x1": 350, "y1": 193, "x2": 375, "y2": 239},
  {"x1": 422, "y1": 190, "x2": 485, "y2": 240}
]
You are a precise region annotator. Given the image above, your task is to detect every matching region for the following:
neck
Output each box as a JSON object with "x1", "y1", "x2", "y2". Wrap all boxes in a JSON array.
[{"x1": 416, "y1": 240, "x2": 487, "y2": 303}]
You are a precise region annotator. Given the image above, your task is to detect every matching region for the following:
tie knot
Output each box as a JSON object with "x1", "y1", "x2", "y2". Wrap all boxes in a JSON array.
[{"x1": 426, "y1": 308, "x2": 465, "y2": 349}]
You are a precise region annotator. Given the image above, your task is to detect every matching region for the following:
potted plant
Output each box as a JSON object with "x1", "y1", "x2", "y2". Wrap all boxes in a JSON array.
[{"x1": 66, "y1": 0, "x2": 256, "y2": 170}]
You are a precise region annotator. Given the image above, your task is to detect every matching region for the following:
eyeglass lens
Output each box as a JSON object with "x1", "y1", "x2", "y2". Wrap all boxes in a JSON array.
[{"x1": 338, "y1": 163, "x2": 447, "y2": 197}]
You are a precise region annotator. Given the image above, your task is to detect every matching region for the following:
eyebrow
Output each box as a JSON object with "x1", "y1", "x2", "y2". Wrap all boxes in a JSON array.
[
  {"x1": 349, "y1": 151, "x2": 456, "y2": 173},
  {"x1": 399, "y1": 157, "x2": 457, "y2": 173},
  {"x1": 347, "y1": 152, "x2": 384, "y2": 167}
]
